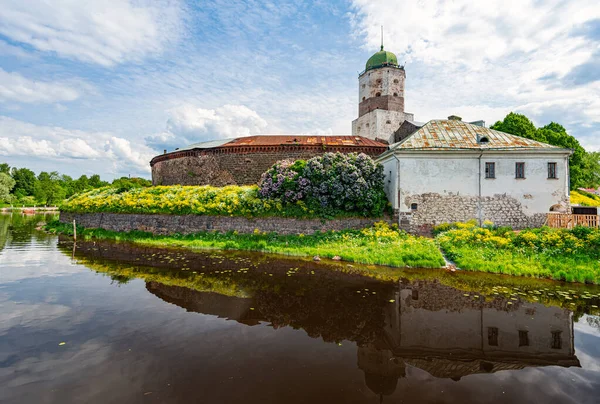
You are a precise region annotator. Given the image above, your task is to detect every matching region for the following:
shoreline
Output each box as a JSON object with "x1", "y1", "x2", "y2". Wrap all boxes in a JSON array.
[{"x1": 44, "y1": 219, "x2": 446, "y2": 270}]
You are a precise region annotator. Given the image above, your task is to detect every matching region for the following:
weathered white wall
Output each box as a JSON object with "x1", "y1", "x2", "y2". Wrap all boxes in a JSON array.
[
  {"x1": 379, "y1": 151, "x2": 571, "y2": 229},
  {"x1": 352, "y1": 110, "x2": 414, "y2": 143}
]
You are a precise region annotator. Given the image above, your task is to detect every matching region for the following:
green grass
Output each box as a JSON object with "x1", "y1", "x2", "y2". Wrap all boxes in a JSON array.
[
  {"x1": 436, "y1": 224, "x2": 600, "y2": 284},
  {"x1": 45, "y1": 220, "x2": 446, "y2": 269}
]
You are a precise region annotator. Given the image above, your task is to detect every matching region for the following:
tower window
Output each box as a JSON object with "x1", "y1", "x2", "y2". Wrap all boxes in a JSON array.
[
  {"x1": 362, "y1": 97, "x2": 365, "y2": 101},
  {"x1": 362, "y1": 84, "x2": 365, "y2": 88},
  {"x1": 366, "y1": 123, "x2": 370, "y2": 127},
  {"x1": 394, "y1": 79, "x2": 399, "y2": 84},
  {"x1": 393, "y1": 93, "x2": 398, "y2": 97},
  {"x1": 375, "y1": 92, "x2": 381, "y2": 97},
  {"x1": 376, "y1": 79, "x2": 382, "y2": 84},
  {"x1": 410, "y1": 203, "x2": 418, "y2": 210},
  {"x1": 386, "y1": 120, "x2": 391, "y2": 124}
]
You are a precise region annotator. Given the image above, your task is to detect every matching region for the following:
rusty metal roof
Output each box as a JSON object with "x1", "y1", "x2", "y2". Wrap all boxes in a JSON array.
[
  {"x1": 218, "y1": 135, "x2": 386, "y2": 148},
  {"x1": 390, "y1": 120, "x2": 568, "y2": 151}
]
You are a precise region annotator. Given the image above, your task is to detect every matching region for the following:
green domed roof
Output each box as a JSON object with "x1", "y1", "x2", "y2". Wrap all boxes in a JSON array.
[{"x1": 365, "y1": 47, "x2": 398, "y2": 71}]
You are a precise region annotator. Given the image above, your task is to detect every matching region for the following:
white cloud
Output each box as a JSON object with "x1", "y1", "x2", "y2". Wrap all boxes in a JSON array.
[
  {"x1": 0, "y1": 0, "x2": 184, "y2": 66},
  {"x1": 350, "y1": 0, "x2": 600, "y2": 143},
  {"x1": 0, "y1": 116, "x2": 155, "y2": 175},
  {"x1": 145, "y1": 104, "x2": 268, "y2": 150},
  {"x1": 0, "y1": 68, "x2": 81, "y2": 103}
]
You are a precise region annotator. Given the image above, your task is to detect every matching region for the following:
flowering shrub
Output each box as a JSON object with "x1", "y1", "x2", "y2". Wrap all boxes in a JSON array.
[
  {"x1": 571, "y1": 190, "x2": 600, "y2": 207},
  {"x1": 259, "y1": 152, "x2": 387, "y2": 217}
]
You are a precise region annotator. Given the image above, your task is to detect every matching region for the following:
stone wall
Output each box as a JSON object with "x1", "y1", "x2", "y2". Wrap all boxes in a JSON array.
[
  {"x1": 398, "y1": 192, "x2": 549, "y2": 234},
  {"x1": 151, "y1": 147, "x2": 385, "y2": 186},
  {"x1": 60, "y1": 212, "x2": 390, "y2": 236}
]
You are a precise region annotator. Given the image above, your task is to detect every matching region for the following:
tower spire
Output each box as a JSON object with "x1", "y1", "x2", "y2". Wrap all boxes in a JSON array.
[{"x1": 380, "y1": 25, "x2": 384, "y2": 51}]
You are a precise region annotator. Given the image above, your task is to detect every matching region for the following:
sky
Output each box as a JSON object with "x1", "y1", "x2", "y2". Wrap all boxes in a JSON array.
[{"x1": 0, "y1": 0, "x2": 599, "y2": 180}]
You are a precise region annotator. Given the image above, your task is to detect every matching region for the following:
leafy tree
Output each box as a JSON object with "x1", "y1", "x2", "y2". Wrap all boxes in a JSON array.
[
  {"x1": 491, "y1": 113, "x2": 593, "y2": 189},
  {"x1": 491, "y1": 112, "x2": 538, "y2": 140},
  {"x1": 0, "y1": 172, "x2": 16, "y2": 203},
  {"x1": 0, "y1": 163, "x2": 10, "y2": 175},
  {"x1": 34, "y1": 171, "x2": 66, "y2": 205},
  {"x1": 110, "y1": 176, "x2": 151, "y2": 193},
  {"x1": 10, "y1": 167, "x2": 37, "y2": 198},
  {"x1": 89, "y1": 174, "x2": 108, "y2": 188}
]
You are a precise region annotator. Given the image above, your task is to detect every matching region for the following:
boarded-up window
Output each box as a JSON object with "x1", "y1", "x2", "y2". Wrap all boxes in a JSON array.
[
  {"x1": 485, "y1": 162, "x2": 496, "y2": 179},
  {"x1": 519, "y1": 330, "x2": 529, "y2": 346},
  {"x1": 548, "y1": 162, "x2": 557, "y2": 179},
  {"x1": 515, "y1": 162, "x2": 525, "y2": 178},
  {"x1": 551, "y1": 331, "x2": 562, "y2": 349},
  {"x1": 488, "y1": 327, "x2": 498, "y2": 346}
]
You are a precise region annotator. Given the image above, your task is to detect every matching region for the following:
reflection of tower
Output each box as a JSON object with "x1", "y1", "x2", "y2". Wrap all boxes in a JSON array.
[
  {"x1": 351, "y1": 32, "x2": 414, "y2": 144},
  {"x1": 357, "y1": 344, "x2": 405, "y2": 403}
]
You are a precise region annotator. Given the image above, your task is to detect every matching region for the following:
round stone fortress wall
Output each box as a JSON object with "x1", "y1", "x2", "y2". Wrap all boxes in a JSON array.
[{"x1": 150, "y1": 138, "x2": 387, "y2": 186}]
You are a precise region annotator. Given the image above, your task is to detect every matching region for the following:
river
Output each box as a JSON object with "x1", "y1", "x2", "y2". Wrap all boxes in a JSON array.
[{"x1": 1, "y1": 213, "x2": 599, "y2": 403}]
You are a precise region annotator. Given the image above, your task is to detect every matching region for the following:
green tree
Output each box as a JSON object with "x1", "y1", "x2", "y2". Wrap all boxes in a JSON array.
[
  {"x1": 34, "y1": 171, "x2": 66, "y2": 205},
  {"x1": 491, "y1": 113, "x2": 593, "y2": 189},
  {"x1": 0, "y1": 163, "x2": 10, "y2": 175},
  {"x1": 0, "y1": 172, "x2": 16, "y2": 203},
  {"x1": 11, "y1": 167, "x2": 37, "y2": 198},
  {"x1": 491, "y1": 112, "x2": 538, "y2": 140},
  {"x1": 89, "y1": 174, "x2": 108, "y2": 188}
]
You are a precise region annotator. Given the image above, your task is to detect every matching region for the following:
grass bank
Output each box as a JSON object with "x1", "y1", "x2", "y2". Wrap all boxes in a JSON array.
[
  {"x1": 435, "y1": 221, "x2": 600, "y2": 284},
  {"x1": 45, "y1": 220, "x2": 446, "y2": 269}
]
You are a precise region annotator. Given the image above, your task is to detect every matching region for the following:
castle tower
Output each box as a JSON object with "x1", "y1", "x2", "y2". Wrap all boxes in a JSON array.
[{"x1": 351, "y1": 43, "x2": 414, "y2": 144}]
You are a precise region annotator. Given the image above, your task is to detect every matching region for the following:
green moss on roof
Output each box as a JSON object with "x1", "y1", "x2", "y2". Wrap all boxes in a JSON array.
[{"x1": 365, "y1": 47, "x2": 399, "y2": 71}]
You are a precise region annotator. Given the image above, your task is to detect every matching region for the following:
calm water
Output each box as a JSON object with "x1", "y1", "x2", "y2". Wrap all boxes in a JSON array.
[{"x1": 1, "y1": 214, "x2": 600, "y2": 404}]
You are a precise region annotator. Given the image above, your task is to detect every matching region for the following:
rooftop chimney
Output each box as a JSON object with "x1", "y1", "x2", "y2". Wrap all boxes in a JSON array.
[{"x1": 163, "y1": 149, "x2": 167, "y2": 154}]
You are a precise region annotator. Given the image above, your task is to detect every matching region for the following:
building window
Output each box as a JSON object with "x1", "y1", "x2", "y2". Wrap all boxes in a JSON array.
[
  {"x1": 488, "y1": 327, "x2": 498, "y2": 346},
  {"x1": 515, "y1": 162, "x2": 525, "y2": 179},
  {"x1": 375, "y1": 92, "x2": 381, "y2": 97},
  {"x1": 393, "y1": 79, "x2": 399, "y2": 83},
  {"x1": 410, "y1": 203, "x2": 418, "y2": 210},
  {"x1": 519, "y1": 330, "x2": 529, "y2": 346},
  {"x1": 386, "y1": 120, "x2": 391, "y2": 124},
  {"x1": 393, "y1": 92, "x2": 398, "y2": 97},
  {"x1": 412, "y1": 289, "x2": 419, "y2": 300},
  {"x1": 551, "y1": 331, "x2": 562, "y2": 349},
  {"x1": 548, "y1": 162, "x2": 557, "y2": 179},
  {"x1": 362, "y1": 97, "x2": 365, "y2": 101},
  {"x1": 485, "y1": 162, "x2": 496, "y2": 179}
]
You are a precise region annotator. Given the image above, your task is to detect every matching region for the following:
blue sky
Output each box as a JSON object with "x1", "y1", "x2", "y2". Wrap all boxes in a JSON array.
[{"x1": 0, "y1": 0, "x2": 599, "y2": 180}]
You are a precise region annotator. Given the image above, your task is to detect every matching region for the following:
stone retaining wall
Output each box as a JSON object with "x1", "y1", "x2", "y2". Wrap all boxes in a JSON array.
[
  {"x1": 398, "y1": 192, "x2": 549, "y2": 234},
  {"x1": 59, "y1": 212, "x2": 390, "y2": 236}
]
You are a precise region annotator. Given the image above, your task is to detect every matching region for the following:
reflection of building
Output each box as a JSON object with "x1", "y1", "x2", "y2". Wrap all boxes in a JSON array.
[
  {"x1": 146, "y1": 277, "x2": 579, "y2": 401},
  {"x1": 358, "y1": 281, "x2": 579, "y2": 400}
]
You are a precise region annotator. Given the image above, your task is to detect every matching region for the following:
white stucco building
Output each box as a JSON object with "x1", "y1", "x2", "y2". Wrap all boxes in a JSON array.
[{"x1": 376, "y1": 119, "x2": 572, "y2": 230}]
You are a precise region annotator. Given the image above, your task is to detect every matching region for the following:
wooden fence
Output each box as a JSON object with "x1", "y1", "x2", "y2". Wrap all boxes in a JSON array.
[{"x1": 547, "y1": 213, "x2": 599, "y2": 229}]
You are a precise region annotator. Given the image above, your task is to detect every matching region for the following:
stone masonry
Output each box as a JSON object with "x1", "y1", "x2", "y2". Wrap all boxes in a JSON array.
[
  {"x1": 60, "y1": 212, "x2": 391, "y2": 236},
  {"x1": 398, "y1": 192, "x2": 550, "y2": 234}
]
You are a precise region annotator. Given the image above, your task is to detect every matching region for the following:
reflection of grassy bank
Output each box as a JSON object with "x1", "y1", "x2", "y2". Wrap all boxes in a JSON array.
[
  {"x1": 64, "y1": 239, "x2": 600, "y2": 319},
  {"x1": 436, "y1": 222, "x2": 600, "y2": 284},
  {"x1": 46, "y1": 220, "x2": 445, "y2": 268}
]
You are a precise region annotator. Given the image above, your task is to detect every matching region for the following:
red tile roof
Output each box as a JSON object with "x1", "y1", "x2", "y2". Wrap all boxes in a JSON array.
[{"x1": 222, "y1": 135, "x2": 386, "y2": 148}]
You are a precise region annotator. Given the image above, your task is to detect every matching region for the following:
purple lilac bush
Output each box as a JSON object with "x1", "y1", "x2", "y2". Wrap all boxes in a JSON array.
[{"x1": 258, "y1": 152, "x2": 387, "y2": 217}]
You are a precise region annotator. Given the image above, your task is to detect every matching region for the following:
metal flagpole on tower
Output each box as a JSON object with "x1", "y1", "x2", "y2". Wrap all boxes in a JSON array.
[{"x1": 381, "y1": 25, "x2": 384, "y2": 50}]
